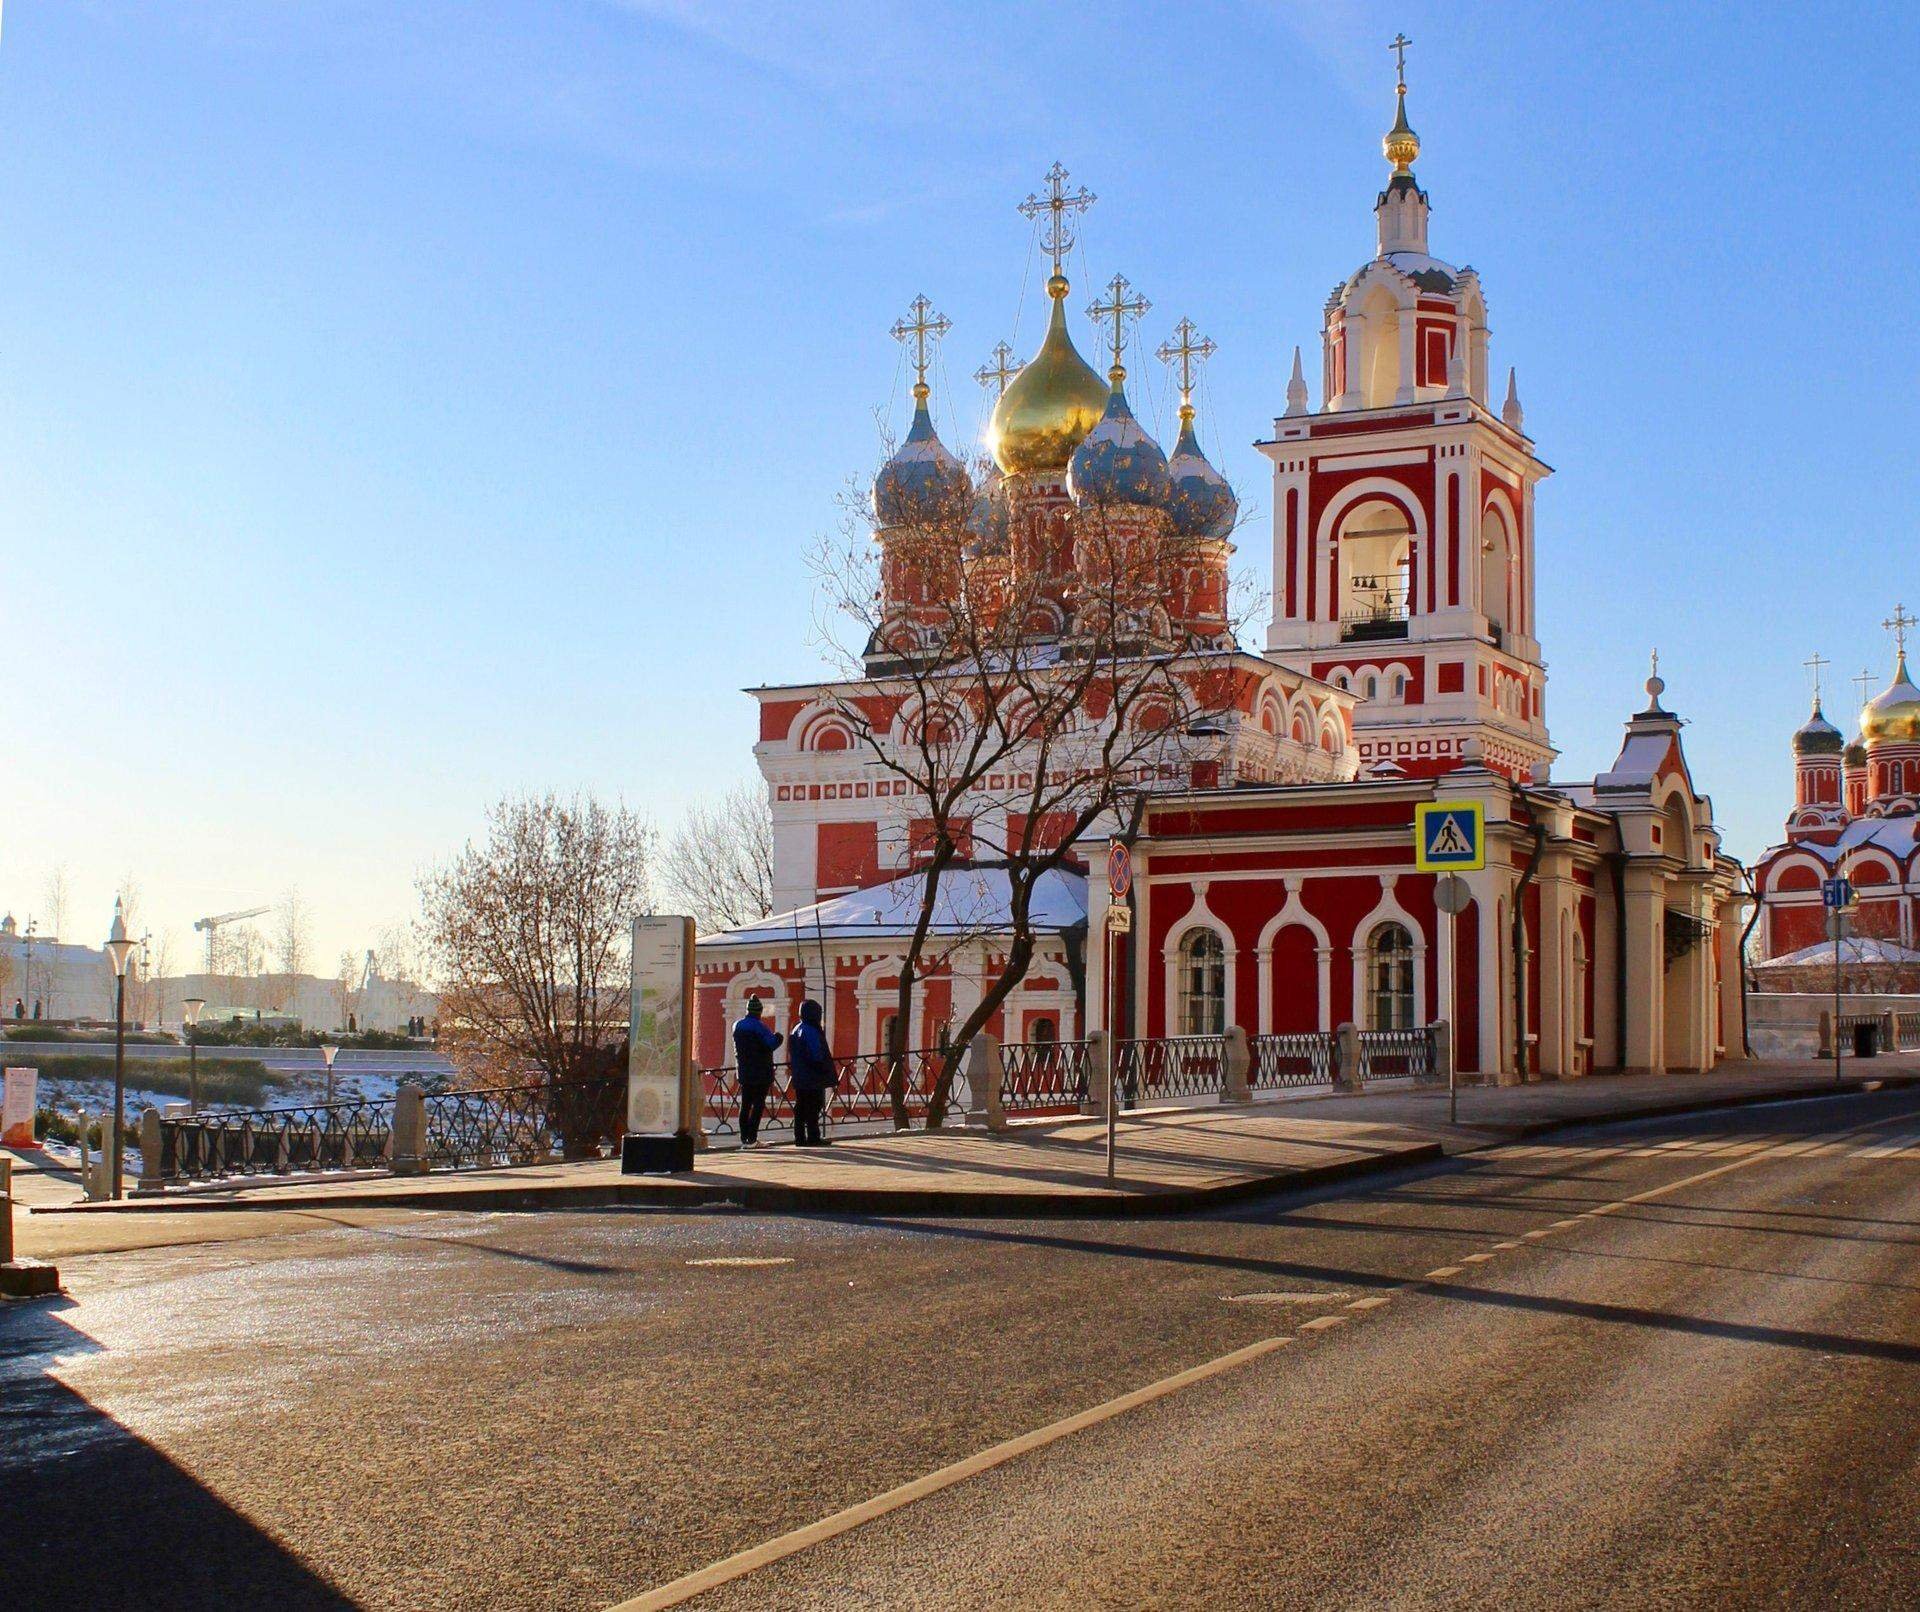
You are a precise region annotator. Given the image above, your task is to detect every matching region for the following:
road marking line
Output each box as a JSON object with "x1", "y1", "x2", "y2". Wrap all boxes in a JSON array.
[
  {"x1": 1346, "y1": 1295, "x2": 1391, "y2": 1311},
  {"x1": 685, "y1": 1257, "x2": 793, "y2": 1267},
  {"x1": 1492, "y1": 1241, "x2": 1520, "y2": 1250},
  {"x1": 1299, "y1": 1314, "x2": 1347, "y2": 1331},
  {"x1": 1223, "y1": 1291, "x2": 1348, "y2": 1305},
  {"x1": 1424, "y1": 1265, "x2": 1464, "y2": 1279},
  {"x1": 1460, "y1": 1252, "x2": 1496, "y2": 1264},
  {"x1": 607, "y1": 1333, "x2": 1295, "y2": 1611}
]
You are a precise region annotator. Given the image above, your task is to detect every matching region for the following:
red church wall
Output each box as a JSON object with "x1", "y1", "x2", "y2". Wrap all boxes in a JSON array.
[
  {"x1": 1270, "y1": 924, "x2": 1319, "y2": 1033},
  {"x1": 816, "y1": 821, "x2": 879, "y2": 892},
  {"x1": 1454, "y1": 898, "x2": 1480, "y2": 1071}
]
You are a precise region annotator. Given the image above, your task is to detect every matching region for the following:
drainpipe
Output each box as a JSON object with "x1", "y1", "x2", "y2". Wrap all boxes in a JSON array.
[
  {"x1": 1737, "y1": 864, "x2": 1763, "y2": 1059},
  {"x1": 1607, "y1": 850, "x2": 1629, "y2": 1071},
  {"x1": 1510, "y1": 789, "x2": 1548, "y2": 1082}
]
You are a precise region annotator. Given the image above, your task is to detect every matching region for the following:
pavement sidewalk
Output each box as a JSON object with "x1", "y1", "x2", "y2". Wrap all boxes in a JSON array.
[{"x1": 14, "y1": 1056, "x2": 1915, "y2": 1267}]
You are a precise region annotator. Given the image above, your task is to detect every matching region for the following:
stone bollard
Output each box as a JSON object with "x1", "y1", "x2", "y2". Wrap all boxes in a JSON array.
[
  {"x1": 1431, "y1": 1020, "x2": 1455, "y2": 1088},
  {"x1": 1335, "y1": 1022, "x2": 1364, "y2": 1092},
  {"x1": 1221, "y1": 1026, "x2": 1253, "y2": 1104},
  {"x1": 1081, "y1": 1030, "x2": 1111, "y2": 1119},
  {"x1": 134, "y1": 1109, "x2": 168, "y2": 1194},
  {"x1": 966, "y1": 1035, "x2": 1006, "y2": 1132},
  {"x1": 1817, "y1": 1009, "x2": 1833, "y2": 1060},
  {"x1": 391, "y1": 1084, "x2": 428, "y2": 1175},
  {"x1": 1881, "y1": 1011, "x2": 1896, "y2": 1055}
]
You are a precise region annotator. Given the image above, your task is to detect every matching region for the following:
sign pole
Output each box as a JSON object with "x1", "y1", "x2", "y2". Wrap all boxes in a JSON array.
[
  {"x1": 1446, "y1": 905, "x2": 1458, "y2": 1125},
  {"x1": 1105, "y1": 917, "x2": 1117, "y2": 1183},
  {"x1": 1833, "y1": 907, "x2": 1843, "y2": 1087}
]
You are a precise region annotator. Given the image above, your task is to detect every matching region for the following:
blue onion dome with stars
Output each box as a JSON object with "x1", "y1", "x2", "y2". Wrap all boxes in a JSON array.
[
  {"x1": 1067, "y1": 377, "x2": 1171, "y2": 510},
  {"x1": 1165, "y1": 406, "x2": 1237, "y2": 540},
  {"x1": 966, "y1": 461, "x2": 1011, "y2": 558},
  {"x1": 873, "y1": 385, "x2": 972, "y2": 526},
  {"x1": 1791, "y1": 697, "x2": 1843, "y2": 757}
]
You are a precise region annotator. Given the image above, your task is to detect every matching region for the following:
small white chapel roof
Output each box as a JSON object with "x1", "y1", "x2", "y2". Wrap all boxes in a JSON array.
[
  {"x1": 1756, "y1": 935, "x2": 1920, "y2": 970},
  {"x1": 700, "y1": 866, "x2": 1089, "y2": 950}
]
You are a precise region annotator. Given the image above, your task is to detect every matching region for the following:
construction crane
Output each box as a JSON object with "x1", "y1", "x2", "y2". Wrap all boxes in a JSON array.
[{"x1": 194, "y1": 906, "x2": 269, "y2": 974}]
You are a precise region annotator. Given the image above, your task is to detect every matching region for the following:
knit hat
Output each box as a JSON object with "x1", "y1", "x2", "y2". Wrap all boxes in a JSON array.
[{"x1": 746, "y1": 995, "x2": 764, "y2": 1017}]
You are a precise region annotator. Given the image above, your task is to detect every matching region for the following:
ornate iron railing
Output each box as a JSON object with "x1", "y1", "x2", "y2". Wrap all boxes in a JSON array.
[
  {"x1": 1113, "y1": 1035, "x2": 1227, "y2": 1106},
  {"x1": 697, "y1": 1046, "x2": 970, "y2": 1140},
  {"x1": 1248, "y1": 1032, "x2": 1337, "y2": 1089},
  {"x1": 1895, "y1": 1012, "x2": 1920, "y2": 1052},
  {"x1": 423, "y1": 1075, "x2": 624, "y2": 1169},
  {"x1": 158, "y1": 1095, "x2": 396, "y2": 1181},
  {"x1": 1835, "y1": 1012, "x2": 1887, "y2": 1054},
  {"x1": 1356, "y1": 1027, "x2": 1438, "y2": 1082},
  {"x1": 1000, "y1": 1039, "x2": 1090, "y2": 1115}
]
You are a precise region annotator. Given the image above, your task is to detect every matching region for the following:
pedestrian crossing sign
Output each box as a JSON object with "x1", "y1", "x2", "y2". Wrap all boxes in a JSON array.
[{"x1": 1414, "y1": 801, "x2": 1485, "y2": 872}]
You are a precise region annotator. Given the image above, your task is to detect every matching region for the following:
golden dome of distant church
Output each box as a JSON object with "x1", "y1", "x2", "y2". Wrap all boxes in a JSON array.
[{"x1": 988, "y1": 272, "x2": 1108, "y2": 476}]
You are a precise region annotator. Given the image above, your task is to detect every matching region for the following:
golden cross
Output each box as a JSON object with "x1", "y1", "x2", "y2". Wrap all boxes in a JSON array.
[
  {"x1": 1856, "y1": 668, "x2": 1877, "y2": 710},
  {"x1": 1649, "y1": 647, "x2": 1659, "y2": 682},
  {"x1": 1389, "y1": 31, "x2": 1412, "y2": 89},
  {"x1": 1803, "y1": 650, "x2": 1830, "y2": 704},
  {"x1": 974, "y1": 340, "x2": 1024, "y2": 397},
  {"x1": 1088, "y1": 272, "x2": 1150, "y2": 377},
  {"x1": 1018, "y1": 161, "x2": 1096, "y2": 277},
  {"x1": 1885, "y1": 603, "x2": 1917, "y2": 659},
  {"x1": 1155, "y1": 317, "x2": 1217, "y2": 405},
  {"x1": 890, "y1": 294, "x2": 951, "y2": 392}
]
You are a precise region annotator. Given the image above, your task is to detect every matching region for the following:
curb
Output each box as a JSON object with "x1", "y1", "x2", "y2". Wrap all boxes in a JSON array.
[{"x1": 34, "y1": 1141, "x2": 1447, "y2": 1222}]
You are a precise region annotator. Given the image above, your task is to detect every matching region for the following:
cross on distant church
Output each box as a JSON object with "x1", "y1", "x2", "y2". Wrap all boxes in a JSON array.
[
  {"x1": 1885, "y1": 603, "x2": 1917, "y2": 659},
  {"x1": 890, "y1": 294, "x2": 951, "y2": 390},
  {"x1": 1803, "y1": 650, "x2": 1830, "y2": 704},
  {"x1": 1088, "y1": 272, "x2": 1150, "y2": 374},
  {"x1": 974, "y1": 340, "x2": 1024, "y2": 397},
  {"x1": 1389, "y1": 31, "x2": 1412, "y2": 88},
  {"x1": 1018, "y1": 162, "x2": 1096, "y2": 277},
  {"x1": 1856, "y1": 668, "x2": 1877, "y2": 710},
  {"x1": 1155, "y1": 316, "x2": 1217, "y2": 404}
]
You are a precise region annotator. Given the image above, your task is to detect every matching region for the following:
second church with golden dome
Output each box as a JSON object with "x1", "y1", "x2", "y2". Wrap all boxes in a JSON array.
[{"x1": 695, "y1": 51, "x2": 1747, "y2": 1088}]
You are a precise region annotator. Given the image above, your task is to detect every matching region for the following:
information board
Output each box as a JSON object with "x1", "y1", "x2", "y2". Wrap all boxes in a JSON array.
[{"x1": 628, "y1": 916, "x2": 695, "y2": 1135}]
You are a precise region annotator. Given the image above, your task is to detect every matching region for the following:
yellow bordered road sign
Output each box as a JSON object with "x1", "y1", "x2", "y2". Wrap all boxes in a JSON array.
[{"x1": 1414, "y1": 801, "x2": 1485, "y2": 872}]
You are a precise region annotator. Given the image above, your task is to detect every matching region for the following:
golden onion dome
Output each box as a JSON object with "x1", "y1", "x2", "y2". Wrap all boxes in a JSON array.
[
  {"x1": 988, "y1": 273, "x2": 1108, "y2": 476},
  {"x1": 1862, "y1": 651, "x2": 1920, "y2": 745},
  {"x1": 1383, "y1": 86, "x2": 1420, "y2": 174}
]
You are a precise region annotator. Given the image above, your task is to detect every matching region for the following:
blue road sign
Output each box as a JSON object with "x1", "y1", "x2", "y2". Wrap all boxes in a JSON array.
[
  {"x1": 1414, "y1": 801, "x2": 1485, "y2": 872},
  {"x1": 1822, "y1": 877, "x2": 1855, "y2": 910}
]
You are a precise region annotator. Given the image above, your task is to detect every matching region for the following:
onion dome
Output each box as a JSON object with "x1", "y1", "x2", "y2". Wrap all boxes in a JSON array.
[
  {"x1": 1845, "y1": 737, "x2": 1868, "y2": 768},
  {"x1": 965, "y1": 462, "x2": 1010, "y2": 557},
  {"x1": 1792, "y1": 698, "x2": 1844, "y2": 757},
  {"x1": 1067, "y1": 372, "x2": 1170, "y2": 509},
  {"x1": 1862, "y1": 651, "x2": 1920, "y2": 745},
  {"x1": 1164, "y1": 406, "x2": 1237, "y2": 539},
  {"x1": 988, "y1": 273, "x2": 1108, "y2": 476},
  {"x1": 1383, "y1": 80, "x2": 1420, "y2": 175},
  {"x1": 873, "y1": 384, "x2": 971, "y2": 527}
]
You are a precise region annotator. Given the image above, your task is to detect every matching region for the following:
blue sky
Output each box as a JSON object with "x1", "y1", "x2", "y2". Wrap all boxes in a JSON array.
[{"x1": 6, "y1": 2, "x2": 1916, "y2": 968}]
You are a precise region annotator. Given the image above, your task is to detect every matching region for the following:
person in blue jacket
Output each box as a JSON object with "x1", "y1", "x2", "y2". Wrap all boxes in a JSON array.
[
  {"x1": 787, "y1": 998, "x2": 837, "y2": 1147},
  {"x1": 731, "y1": 996, "x2": 782, "y2": 1148}
]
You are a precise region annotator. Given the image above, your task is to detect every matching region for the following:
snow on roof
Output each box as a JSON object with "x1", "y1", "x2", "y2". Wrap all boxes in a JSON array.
[
  {"x1": 1593, "y1": 730, "x2": 1675, "y2": 791},
  {"x1": 1762, "y1": 814, "x2": 1920, "y2": 867},
  {"x1": 701, "y1": 866, "x2": 1089, "y2": 950},
  {"x1": 1756, "y1": 935, "x2": 1920, "y2": 970}
]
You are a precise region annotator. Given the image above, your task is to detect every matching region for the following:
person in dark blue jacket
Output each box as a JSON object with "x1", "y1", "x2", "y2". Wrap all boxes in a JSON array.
[
  {"x1": 787, "y1": 998, "x2": 837, "y2": 1147},
  {"x1": 731, "y1": 997, "x2": 783, "y2": 1148}
]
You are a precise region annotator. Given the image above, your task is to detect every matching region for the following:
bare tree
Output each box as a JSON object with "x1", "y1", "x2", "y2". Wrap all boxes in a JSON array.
[
  {"x1": 419, "y1": 793, "x2": 653, "y2": 1087},
  {"x1": 374, "y1": 921, "x2": 422, "y2": 987},
  {"x1": 337, "y1": 950, "x2": 359, "y2": 1031},
  {"x1": 41, "y1": 864, "x2": 70, "y2": 1017},
  {"x1": 659, "y1": 783, "x2": 775, "y2": 935},
  {"x1": 271, "y1": 888, "x2": 313, "y2": 1007},
  {"x1": 813, "y1": 457, "x2": 1255, "y2": 1125}
]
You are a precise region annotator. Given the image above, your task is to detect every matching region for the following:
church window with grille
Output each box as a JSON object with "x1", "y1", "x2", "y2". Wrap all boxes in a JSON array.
[
  {"x1": 1367, "y1": 923, "x2": 1416, "y2": 1030},
  {"x1": 1176, "y1": 929, "x2": 1227, "y2": 1036}
]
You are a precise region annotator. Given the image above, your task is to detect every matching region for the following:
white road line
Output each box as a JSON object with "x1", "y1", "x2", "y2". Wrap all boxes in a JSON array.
[
  {"x1": 1425, "y1": 1266, "x2": 1464, "y2": 1279},
  {"x1": 607, "y1": 1334, "x2": 1295, "y2": 1611}
]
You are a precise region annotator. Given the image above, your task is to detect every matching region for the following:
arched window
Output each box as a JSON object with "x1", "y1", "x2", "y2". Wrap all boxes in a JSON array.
[
  {"x1": 1390, "y1": 672, "x2": 1407, "y2": 702},
  {"x1": 1367, "y1": 923, "x2": 1415, "y2": 1031},
  {"x1": 1362, "y1": 674, "x2": 1378, "y2": 700},
  {"x1": 1031, "y1": 1017, "x2": 1056, "y2": 1045},
  {"x1": 1176, "y1": 929, "x2": 1227, "y2": 1036}
]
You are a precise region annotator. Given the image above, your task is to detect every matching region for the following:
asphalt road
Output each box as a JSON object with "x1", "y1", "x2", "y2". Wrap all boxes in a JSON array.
[{"x1": 4, "y1": 1088, "x2": 1918, "y2": 1610}]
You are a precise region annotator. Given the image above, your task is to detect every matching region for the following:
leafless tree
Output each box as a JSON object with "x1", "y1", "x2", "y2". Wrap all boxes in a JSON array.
[
  {"x1": 659, "y1": 783, "x2": 775, "y2": 935},
  {"x1": 419, "y1": 793, "x2": 653, "y2": 1087},
  {"x1": 274, "y1": 888, "x2": 313, "y2": 986},
  {"x1": 374, "y1": 921, "x2": 422, "y2": 987},
  {"x1": 337, "y1": 950, "x2": 359, "y2": 1030},
  {"x1": 812, "y1": 459, "x2": 1255, "y2": 1125},
  {"x1": 41, "y1": 864, "x2": 70, "y2": 1016}
]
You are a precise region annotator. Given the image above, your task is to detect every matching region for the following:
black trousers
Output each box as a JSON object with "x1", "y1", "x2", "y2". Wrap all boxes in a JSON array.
[
  {"x1": 793, "y1": 1087, "x2": 825, "y2": 1145},
  {"x1": 739, "y1": 1080, "x2": 771, "y2": 1145}
]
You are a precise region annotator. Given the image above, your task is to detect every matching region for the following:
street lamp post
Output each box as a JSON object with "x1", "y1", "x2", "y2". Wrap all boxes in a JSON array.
[
  {"x1": 183, "y1": 997, "x2": 207, "y2": 1114},
  {"x1": 103, "y1": 900, "x2": 139, "y2": 1200},
  {"x1": 321, "y1": 1042, "x2": 340, "y2": 1106}
]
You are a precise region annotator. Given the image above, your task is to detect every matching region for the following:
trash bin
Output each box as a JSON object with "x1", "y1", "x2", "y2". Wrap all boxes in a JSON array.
[{"x1": 1853, "y1": 1021, "x2": 1879, "y2": 1059}]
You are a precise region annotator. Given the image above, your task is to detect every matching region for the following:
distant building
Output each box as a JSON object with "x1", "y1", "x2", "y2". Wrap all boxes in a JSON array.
[
  {"x1": 0, "y1": 912, "x2": 117, "y2": 1021},
  {"x1": 150, "y1": 969, "x2": 437, "y2": 1034}
]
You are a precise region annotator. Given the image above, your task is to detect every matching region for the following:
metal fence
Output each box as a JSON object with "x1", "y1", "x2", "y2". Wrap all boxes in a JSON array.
[
  {"x1": 697, "y1": 1047, "x2": 970, "y2": 1141},
  {"x1": 1895, "y1": 1012, "x2": 1920, "y2": 1052},
  {"x1": 1248, "y1": 1032, "x2": 1337, "y2": 1090},
  {"x1": 999, "y1": 1039, "x2": 1091, "y2": 1115},
  {"x1": 423, "y1": 1075, "x2": 624, "y2": 1169},
  {"x1": 1356, "y1": 1027, "x2": 1438, "y2": 1082},
  {"x1": 158, "y1": 1094, "x2": 397, "y2": 1181},
  {"x1": 1113, "y1": 1035, "x2": 1228, "y2": 1106}
]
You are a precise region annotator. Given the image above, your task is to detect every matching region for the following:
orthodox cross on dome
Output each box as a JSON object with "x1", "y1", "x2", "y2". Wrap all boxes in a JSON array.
[
  {"x1": 1803, "y1": 650, "x2": 1830, "y2": 705},
  {"x1": 1155, "y1": 317, "x2": 1217, "y2": 409},
  {"x1": 1856, "y1": 668, "x2": 1877, "y2": 710},
  {"x1": 890, "y1": 294, "x2": 951, "y2": 400},
  {"x1": 1018, "y1": 161, "x2": 1096, "y2": 278},
  {"x1": 1088, "y1": 272, "x2": 1150, "y2": 382},
  {"x1": 1389, "y1": 30, "x2": 1412, "y2": 89},
  {"x1": 974, "y1": 340, "x2": 1024, "y2": 397},
  {"x1": 1884, "y1": 603, "x2": 1917, "y2": 662}
]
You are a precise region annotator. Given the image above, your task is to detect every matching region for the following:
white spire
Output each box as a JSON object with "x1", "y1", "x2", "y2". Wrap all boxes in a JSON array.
[
  {"x1": 1501, "y1": 366, "x2": 1524, "y2": 431},
  {"x1": 1446, "y1": 348, "x2": 1467, "y2": 399},
  {"x1": 1284, "y1": 345, "x2": 1310, "y2": 417}
]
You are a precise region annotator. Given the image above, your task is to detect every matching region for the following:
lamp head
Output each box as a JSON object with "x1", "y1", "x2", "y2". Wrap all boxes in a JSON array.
[
  {"x1": 320, "y1": 1043, "x2": 340, "y2": 1069},
  {"x1": 183, "y1": 997, "x2": 206, "y2": 1027}
]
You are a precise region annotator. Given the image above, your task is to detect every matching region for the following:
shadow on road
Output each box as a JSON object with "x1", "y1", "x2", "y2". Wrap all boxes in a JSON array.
[{"x1": 0, "y1": 1299, "x2": 353, "y2": 1612}]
